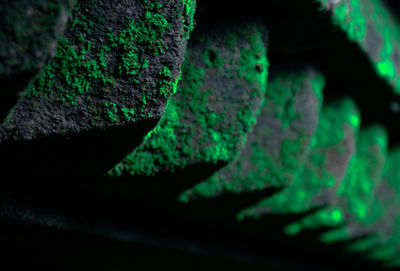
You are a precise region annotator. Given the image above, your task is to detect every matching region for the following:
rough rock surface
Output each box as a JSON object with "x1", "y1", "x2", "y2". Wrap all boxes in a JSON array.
[
  {"x1": 0, "y1": 0, "x2": 75, "y2": 122},
  {"x1": 279, "y1": 124, "x2": 387, "y2": 242},
  {"x1": 0, "y1": 0, "x2": 196, "y2": 141},
  {"x1": 239, "y1": 98, "x2": 360, "y2": 220},
  {"x1": 179, "y1": 69, "x2": 323, "y2": 202},
  {"x1": 109, "y1": 21, "x2": 268, "y2": 177},
  {"x1": 346, "y1": 148, "x2": 400, "y2": 266}
]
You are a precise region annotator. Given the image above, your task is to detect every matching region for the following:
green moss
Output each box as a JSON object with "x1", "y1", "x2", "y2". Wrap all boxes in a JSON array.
[
  {"x1": 345, "y1": 149, "x2": 400, "y2": 264},
  {"x1": 109, "y1": 8, "x2": 172, "y2": 76},
  {"x1": 180, "y1": 70, "x2": 323, "y2": 202},
  {"x1": 25, "y1": 6, "x2": 112, "y2": 104},
  {"x1": 159, "y1": 67, "x2": 181, "y2": 97},
  {"x1": 337, "y1": 126, "x2": 387, "y2": 222},
  {"x1": 71, "y1": 6, "x2": 93, "y2": 34},
  {"x1": 277, "y1": 124, "x2": 388, "y2": 243},
  {"x1": 104, "y1": 101, "x2": 119, "y2": 123},
  {"x1": 112, "y1": 98, "x2": 183, "y2": 176},
  {"x1": 238, "y1": 98, "x2": 359, "y2": 220},
  {"x1": 110, "y1": 60, "x2": 205, "y2": 176},
  {"x1": 109, "y1": 23, "x2": 268, "y2": 177},
  {"x1": 26, "y1": 36, "x2": 112, "y2": 103},
  {"x1": 23, "y1": 0, "x2": 190, "y2": 125},
  {"x1": 181, "y1": 0, "x2": 196, "y2": 40},
  {"x1": 137, "y1": 0, "x2": 196, "y2": 41}
]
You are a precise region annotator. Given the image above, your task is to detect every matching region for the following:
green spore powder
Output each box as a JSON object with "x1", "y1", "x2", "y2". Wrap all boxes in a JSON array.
[
  {"x1": 179, "y1": 70, "x2": 324, "y2": 202},
  {"x1": 109, "y1": 23, "x2": 268, "y2": 177},
  {"x1": 317, "y1": 0, "x2": 400, "y2": 94},
  {"x1": 237, "y1": 98, "x2": 359, "y2": 220}
]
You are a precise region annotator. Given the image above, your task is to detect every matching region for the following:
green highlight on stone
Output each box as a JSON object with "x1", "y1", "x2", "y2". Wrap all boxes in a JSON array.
[
  {"x1": 26, "y1": 1, "x2": 177, "y2": 110},
  {"x1": 237, "y1": 98, "x2": 359, "y2": 220},
  {"x1": 179, "y1": 68, "x2": 324, "y2": 202},
  {"x1": 0, "y1": 0, "x2": 197, "y2": 142},
  {"x1": 344, "y1": 148, "x2": 400, "y2": 266},
  {"x1": 317, "y1": 0, "x2": 400, "y2": 94},
  {"x1": 276, "y1": 123, "x2": 388, "y2": 243},
  {"x1": 109, "y1": 21, "x2": 268, "y2": 177}
]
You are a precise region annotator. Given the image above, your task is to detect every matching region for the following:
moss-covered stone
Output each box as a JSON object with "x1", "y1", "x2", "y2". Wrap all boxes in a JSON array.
[
  {"x1": 179, "y1": 69, "x2": 323, "y2": 202},
  {"x1": 280, "y1": 124, "x2": 387, "y2": 242},
  {"x1": 318, "y1": 125, "x2": 387, "y2": 243},
  {"x1": 317, "y1": 0, "x2": 400, "y2": 95},
  {"x1": 238, "y1": 98, "x2": 359, "y2": 221},
  {"x1": 109, "y1": 21, "x2": 268, "y2": 177},
  {"x1": 346, "y1": 148, "x2": 400, "y2": 267},
  {"x1": 0, "y1": 0, "x2": 196, "y2": 141}
]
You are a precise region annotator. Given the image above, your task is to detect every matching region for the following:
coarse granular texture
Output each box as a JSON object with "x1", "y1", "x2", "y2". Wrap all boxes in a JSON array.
[
  {"x1": 109, "y1": 21, "x2": 268, "y2": 177},
  {"x1": 0, "y1": 0, "x2": 196, "y2": 141}
]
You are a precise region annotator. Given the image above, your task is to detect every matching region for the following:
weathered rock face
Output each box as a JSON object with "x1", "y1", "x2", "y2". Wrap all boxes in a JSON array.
[
  {"x1": 0, "y1": 0, "x2": 196, "y2": 141},
  {"x1": 0, "y1": 0, "x2": 196, "y2": 176},
  {"x1": 237, "y1": 98, "x2": 359, "y2": 220},
  {"x1": 302, "y1": 125, "x2": 387, "y2": 244},
  {"x1": 109, "y1": 21, "x2": 269, "y2": 177},
  {"x1": 0, "y1": 0, "x2": 75, "y2": 122},
  {"x1": 353, "y1": 149, "x2": 400, "y2": 266},
  {"x1": 179, "y1": 69, "x2": 323, "y2": 201},
  {"x1": 271, "y1": 124, "x2": 387, "y2": 241}
]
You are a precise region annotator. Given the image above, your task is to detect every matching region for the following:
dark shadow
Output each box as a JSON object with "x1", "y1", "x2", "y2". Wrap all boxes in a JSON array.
[
  {"x1": 385, "y1": 0, "x2": 400, "y2": 19},
  {"x1": 0, "y1": 119, "x2": 158, "y2": 176},
  {"x1": 0, "y1": 71, "x2": 37, "y2": 123}
]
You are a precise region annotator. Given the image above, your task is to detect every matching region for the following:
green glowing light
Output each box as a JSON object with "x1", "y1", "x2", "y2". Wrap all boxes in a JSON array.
[
  {"x1": 349, "y1": 113, "x2": 360, "y2": 128},
  {"x1": 331, "y1": 208, "x2": 344, "y2": 223}
]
